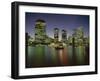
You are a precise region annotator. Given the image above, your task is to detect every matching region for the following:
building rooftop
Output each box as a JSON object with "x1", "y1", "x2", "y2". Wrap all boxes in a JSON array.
[{"x1": 36, "y1": 19, "x2": 45, "y2": 22}]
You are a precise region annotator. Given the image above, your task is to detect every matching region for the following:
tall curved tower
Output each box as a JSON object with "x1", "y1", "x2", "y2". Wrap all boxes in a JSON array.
[{"x1": 34, "y1": 19, "x2": 46, "y2": 43}]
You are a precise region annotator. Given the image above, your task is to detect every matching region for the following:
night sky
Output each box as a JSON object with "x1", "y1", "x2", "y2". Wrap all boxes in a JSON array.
[{"x1": 25, "y1": 12, "x2": 89, "y2": 39}]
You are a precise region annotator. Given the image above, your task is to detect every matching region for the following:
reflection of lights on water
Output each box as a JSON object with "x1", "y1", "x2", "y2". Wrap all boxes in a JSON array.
[
  {"x1": 58, "y1": 48, "x2": 68, "y2": 65},
  {"x1": 27, "y1": 45, "x2": 89, "y2": 67},
  {"x1": 59, "y1": 50, "x2": 63, "y2": 62},
  {"x1": 75, "y1": 46, "x2": 85, "y2": 64},
  {"x1": 59, "y1": 50, "x2": 64, "y2": 65}
]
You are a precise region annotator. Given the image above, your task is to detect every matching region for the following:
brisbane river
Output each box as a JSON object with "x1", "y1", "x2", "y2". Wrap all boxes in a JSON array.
[{"x1": 26, "y1": 45, "x2": 89, "y2": 68}]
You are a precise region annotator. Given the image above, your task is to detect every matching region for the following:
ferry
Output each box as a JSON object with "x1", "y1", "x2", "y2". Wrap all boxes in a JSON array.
[{"x1": 55, "y1": 42, "x2": 64, "y2": 49}]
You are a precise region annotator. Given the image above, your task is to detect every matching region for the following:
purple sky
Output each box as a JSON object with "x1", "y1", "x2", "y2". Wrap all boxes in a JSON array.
[{"x1": 25, "y1": 12, "x2": 89, "y2": 39}]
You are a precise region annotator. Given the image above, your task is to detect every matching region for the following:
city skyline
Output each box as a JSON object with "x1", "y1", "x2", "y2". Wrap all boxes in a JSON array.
[
  {"x1": 25, "y1": 12, "x2": 90, "y2": 68},
  {"x1": 25, "y1": 12, "x2": 89, "y2": 39}
]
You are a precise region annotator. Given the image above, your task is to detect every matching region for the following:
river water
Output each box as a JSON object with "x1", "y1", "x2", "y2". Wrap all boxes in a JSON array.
[{"x1": 26, "y1": 45, "x2": 89, "y2": 68}]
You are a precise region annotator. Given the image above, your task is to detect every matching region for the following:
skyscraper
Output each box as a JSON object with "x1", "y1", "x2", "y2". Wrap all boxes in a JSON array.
[
  {"x1": 62, "y1": 29, "x2": 67, "y2": 43},
  {"x1": 34, "y1": 19, "x2": 46, "y2": 43},
  {"x1": 54, "y1": 28, "x2": 59, "y2": 42}
]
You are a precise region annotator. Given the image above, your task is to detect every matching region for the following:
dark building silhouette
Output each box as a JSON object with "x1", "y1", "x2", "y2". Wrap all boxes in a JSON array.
[
  {"x1": 54, "y1": 28, "x2": 59, "y2": 42},
  {"x1": 62, "y1": 29, "x2": 67, "y2": 43}
]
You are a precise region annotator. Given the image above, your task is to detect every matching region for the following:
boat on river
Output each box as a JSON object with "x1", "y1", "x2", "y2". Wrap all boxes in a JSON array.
[{"x1": 55, "y1": 42, "x2": 64, "y2": 49}]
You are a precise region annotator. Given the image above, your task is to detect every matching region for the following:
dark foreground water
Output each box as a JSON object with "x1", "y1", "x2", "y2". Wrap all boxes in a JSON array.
[{"x1": 26, "y1": 45, "x2": 89, "y2": 68}]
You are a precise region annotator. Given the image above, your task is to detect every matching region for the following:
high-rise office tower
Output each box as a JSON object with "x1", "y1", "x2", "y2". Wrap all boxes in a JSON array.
[
  {"x1": 62, "y1": 29, "x2": 67, "y2": 43},
  {"x1": 34, "y1": 19, "x2": 46, "y2": 43},
  {"x1": 54, "y1": 28, "x2": 59, "y2": 42}
]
